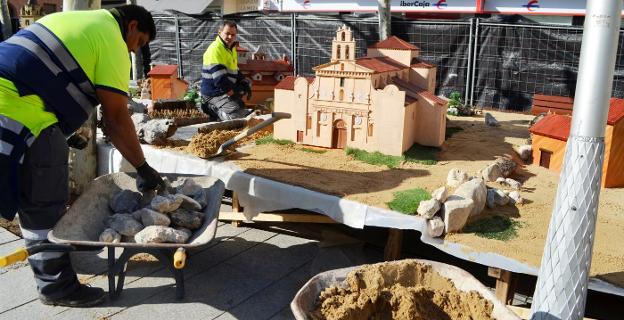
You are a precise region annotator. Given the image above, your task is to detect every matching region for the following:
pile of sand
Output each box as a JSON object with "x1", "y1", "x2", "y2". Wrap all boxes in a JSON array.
[
  {"x1": 186, "y1": 130, "x2": 239, "y2": 158},
  {"x1": 312, "y1": 260, "x2": 493, "y2": 320},
  {"x1": 232, "y1": 110, "x2": 624, "y2": 287}
]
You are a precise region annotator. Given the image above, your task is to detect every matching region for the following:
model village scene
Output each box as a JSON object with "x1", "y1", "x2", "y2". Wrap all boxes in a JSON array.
[{"x1": 0, "y1": 1, "x2": 623, "y2": 319}]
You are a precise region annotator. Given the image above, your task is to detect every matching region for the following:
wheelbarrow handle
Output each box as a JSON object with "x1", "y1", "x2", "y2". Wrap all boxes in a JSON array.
[
  {"x1": 0, "y1": 244, "x2": 74, "y2": 267},
  {"x1": 216, "y1": 112, "x2": 292, "y2": 154},
  {"x1": 0, "y1": 248, "x2": 28, "y2": 267}
]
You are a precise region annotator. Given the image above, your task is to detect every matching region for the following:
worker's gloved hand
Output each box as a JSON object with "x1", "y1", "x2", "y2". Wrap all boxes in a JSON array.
[
  {"x1": 67, "y1": 133, "x2": 88, "y2": 150},
  {"x1": 135, "y1": 161, "x2": 166, "y2": 193},
  {"x1": 238, "y1": 78, "x2": 252, "y2": 100}
]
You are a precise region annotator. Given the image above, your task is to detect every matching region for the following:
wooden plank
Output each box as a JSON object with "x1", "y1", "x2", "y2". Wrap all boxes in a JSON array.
[
  {"x1": 533, "y1": 94, "x2": 574, "y2": 104},
  {"x1": 384, "y1": 229, "x2": 403, "y2": 261},
  {"x1": 488, "y1": 267, "x2": 517, "y2": 305},
  {"x1": 532, "y1": 100, "x2": 574, "y2": 110},
  {"x1": 219, "y1": 211, "x2": 337, "y2": 224}
]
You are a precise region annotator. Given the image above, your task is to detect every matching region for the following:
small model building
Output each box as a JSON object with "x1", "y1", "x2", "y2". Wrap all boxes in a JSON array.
[
  {"x1": 273, "y1": 25, "x2": 447, "y2": 156},
  {"x1": 238, "y1": 45, "x2": 293, "y2": 107},
  {"x1": 529, "y1": 97, "x2": 624, "y2": 188},
  {"x1": 147, "y1": 65, "x2": 189, "y2": 101}
]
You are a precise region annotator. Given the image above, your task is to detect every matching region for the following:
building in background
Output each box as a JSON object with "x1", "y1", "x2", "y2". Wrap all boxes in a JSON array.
[
  {"x1": 8, "y1": 0, "x2": 61, "y2": 31},
  {"x1": 238, "y1": 45, "x2": 293, "y2": 107},
  {"x1": 273, "y1": 25, "x2": 447, "y2": 155}
]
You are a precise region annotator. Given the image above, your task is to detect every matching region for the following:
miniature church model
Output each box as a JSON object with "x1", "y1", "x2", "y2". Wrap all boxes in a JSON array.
[
  {"x1": 273, "y1": 25, "x2": 447, "y2": 156},
  {"x1": 238, "y1": 45, "x2": 293, "y2": 107}
]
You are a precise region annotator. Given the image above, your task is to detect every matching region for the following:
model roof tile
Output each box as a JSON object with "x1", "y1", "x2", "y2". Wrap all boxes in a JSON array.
[
  {"x1": 275, "y1": 76, "x2": 315, "y2": 90},
  {"x1": 530, "y1": 98, "x2": 624, "y2": 141},
  {"x1": 148, "y1": 65, "x2": 178, "y2": 76},
  {"x1": 239, "y1": 59, "x2": 293, "y2": 73},
  {"x1": 356, "y1": 56, "x2": 408, "y2": 73},
  {"x1": 411, "y1": 57, "x2": 436, "y2": 68},
  {"x1": 369, "y1": 36, "x2": 420, "y2": 51}
]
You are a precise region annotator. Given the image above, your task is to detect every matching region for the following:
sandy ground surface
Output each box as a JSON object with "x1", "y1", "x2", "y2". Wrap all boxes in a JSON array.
[{"x1": 230, "y1": 110, "x2": 624, "y2": 287}]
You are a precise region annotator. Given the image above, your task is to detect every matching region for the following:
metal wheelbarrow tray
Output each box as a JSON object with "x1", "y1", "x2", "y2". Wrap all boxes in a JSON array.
[{"x1": 48, "y1": 172, "x2": 225, "y2": 300}]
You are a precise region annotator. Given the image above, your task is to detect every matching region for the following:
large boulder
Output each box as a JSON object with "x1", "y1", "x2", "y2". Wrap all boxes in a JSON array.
[
  {"x1": 443, "y1": 195, "x2": 475, "y2": 233},
  {"x1": 447, "y1": 168, "x2": 469, "y2": 188},
  {"x1": 452, "y1": 178, "x2": 487, "y2": 217},
  {"x1": 417, "y1": 199, "x2": 441, "y2": 219}
]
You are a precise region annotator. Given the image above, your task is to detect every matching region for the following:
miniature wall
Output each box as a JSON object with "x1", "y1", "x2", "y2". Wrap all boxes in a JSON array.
[
  {"x1": 371, "y1": 85, "x2": 407, "y2": 156},
  {"x1": 415, "y1": 98, "x2": 447, "y2": 147},
  {"x1": 603, "y1": 123, "x2": 624, "y2": 188},
  {"x1": 531, "y1": 135, "x2": 567, "y2": 173},
  {"x1": 410, "y1": 67, "x2": 437, "y2": 93},
  {"x1": 367, "y1": 48, "x2": 416, "y2": 67}
]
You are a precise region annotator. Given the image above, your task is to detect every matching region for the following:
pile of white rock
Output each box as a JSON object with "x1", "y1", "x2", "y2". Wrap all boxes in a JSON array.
[
  {"x1": 418, "y1": 158, "x2": 525, "y2": 238},
  {"x1": 99, "y1": 179, "x2": 208, "y2": 244}
]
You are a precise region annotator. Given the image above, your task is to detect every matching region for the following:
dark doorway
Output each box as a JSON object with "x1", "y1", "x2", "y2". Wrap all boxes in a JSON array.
[
  {"x1": 539, "y1": 149, "x2": 552, "y2": 169},
  {"x1": 332, "y1": 119, "x2": 347, "y2": 149}
]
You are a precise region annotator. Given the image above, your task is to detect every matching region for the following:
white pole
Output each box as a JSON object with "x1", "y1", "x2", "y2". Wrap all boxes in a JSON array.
[
  {"x1": 530, "y1": 1, "x2": 622, "y2": 319},
  {"x1": 378, "y1": 0, "x2": 390, "y2": 40}
]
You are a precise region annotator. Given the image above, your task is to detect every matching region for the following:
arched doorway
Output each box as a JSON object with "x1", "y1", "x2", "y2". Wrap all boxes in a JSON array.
[{"x1": 332, "y1": 119, "x2": 347, "y2": 149}]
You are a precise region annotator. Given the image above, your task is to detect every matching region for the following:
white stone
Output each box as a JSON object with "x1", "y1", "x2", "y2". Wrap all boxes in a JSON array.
[
  {"x1": 481, "y1": 163, "x2": 502, "y2": 182},
  {"x1": 443, "y1": 195, "x2": 475, "y2": 233},
  {"x1": 134, "y1": 226, "x2": 190, "y2": 244},
  {"x1": 452, "y1": 178, "x2": 487, "y2": 217},
  {"x1": 494, "y1": 189, "x2": 509, "y2": 206},
  {"x1": 505, "y1": 178, "x2": 522, "y2": 190},
  {"x1": 496, "y1": 177, "x2": 506, "y2": 184},
  {"x1": 485, "y1": 113, "x2": 500, "y2": 127},
  {"x1": 515, "y1": 144, "x2": 533, "y2": 162},
  {"x1": 447, "y1": 168, "x2": 469, "y2": 188},
  {"x1": 427, "y1": 217, "x2": 445, "y2": 238},
  {"x1": 486, "y1": 188, "x2": 510, "y2": 209},
  {"x1": 431, "y1": 186, "x2": 449, "y2": 202},
  {"x1": 150, "y1": 194, "x2": 183, "y2": 213},
  {"x1": 509, "y1": 191, "x2": 524, "y2": 205},
  {"x1": 417, "y1": 199, "x2": 441, "y2": 219}
]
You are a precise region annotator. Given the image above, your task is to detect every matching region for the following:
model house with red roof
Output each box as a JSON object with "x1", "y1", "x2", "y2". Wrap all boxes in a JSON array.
[
  {"x1": 237, "y1": 45, "x2": 293, "y2": 107},
  {"x1": 529, "y1": 97, "x2": 624, "y2": 188},
  {"x1": 147, "y1": 64, "x2": 189, "y2": 101},
  {"x1": 272, "y1": 25, "x2": 447, "y2": 156}
]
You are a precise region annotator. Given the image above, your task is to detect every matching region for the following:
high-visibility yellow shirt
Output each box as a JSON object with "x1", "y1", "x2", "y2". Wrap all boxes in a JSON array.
[{"x1": 0, "y1": 9, "x2": 130, "y2": 136}]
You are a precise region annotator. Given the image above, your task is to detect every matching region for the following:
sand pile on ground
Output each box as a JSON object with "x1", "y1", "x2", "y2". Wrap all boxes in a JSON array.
[
  {"x1": 186, "y1": 130, "x2": 239, "y2": 158},
  {"x1": 312, "y1": 260, "x2": 493, "y2": 320},
  {"x1": 232, "y1": 110, "x2": 624, "y2": 287}
]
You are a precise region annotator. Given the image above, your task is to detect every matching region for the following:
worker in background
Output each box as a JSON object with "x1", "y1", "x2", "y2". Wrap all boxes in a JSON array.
[
  {"x1": 0, "y1": 5, "x2": 165, "y2": 307},
  {"x1": 199, "y1": 20, "x2": 252, "y2": 121}
]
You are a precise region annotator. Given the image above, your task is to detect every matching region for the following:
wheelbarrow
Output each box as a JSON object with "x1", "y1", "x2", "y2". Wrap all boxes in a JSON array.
[
  {"x1": 291, "y1": 259, "x2": 521, "y2": 320},
  {"x1": 197, "y1": 111, "x2": 291, "y2": 158},
  {"x1": 0, "y1": 172, "x2": 225, "y2": 300}
]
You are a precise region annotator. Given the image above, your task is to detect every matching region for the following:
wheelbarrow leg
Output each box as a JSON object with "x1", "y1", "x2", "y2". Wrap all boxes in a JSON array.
[
  {"x1": 152, "y1": 249, "x2": 185, "y2": 300},
  {"x1": 107, "y1": 246, "x2": 134, "y2": 300}
]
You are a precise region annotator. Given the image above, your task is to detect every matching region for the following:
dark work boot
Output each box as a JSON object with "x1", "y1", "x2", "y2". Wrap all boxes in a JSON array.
[{"x1": 39, "y1": 284, "x2": 106, "y2": 307}]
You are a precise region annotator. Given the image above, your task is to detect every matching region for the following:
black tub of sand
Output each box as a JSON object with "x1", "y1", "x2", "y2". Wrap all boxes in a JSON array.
[{"x1": 291, "y1": 259, "x2": 520, "y2": 320}]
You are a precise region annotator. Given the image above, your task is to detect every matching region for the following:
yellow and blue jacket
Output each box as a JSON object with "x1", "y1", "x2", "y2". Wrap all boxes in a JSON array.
[
  {"x1": 0, "y1": 10, "x2": 130, "y2": 220},
  {"x1": 201, "y1": 36, "x2": 241, "y2": 97}
]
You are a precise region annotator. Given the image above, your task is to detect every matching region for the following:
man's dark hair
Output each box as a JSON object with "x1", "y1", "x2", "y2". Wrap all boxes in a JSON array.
[
  {"x1": 220, "y1": 20, "x2": 237, "y2": 30},
  {"x1": 110, "y1": 5, "x2": 157, "y2": 41}
]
